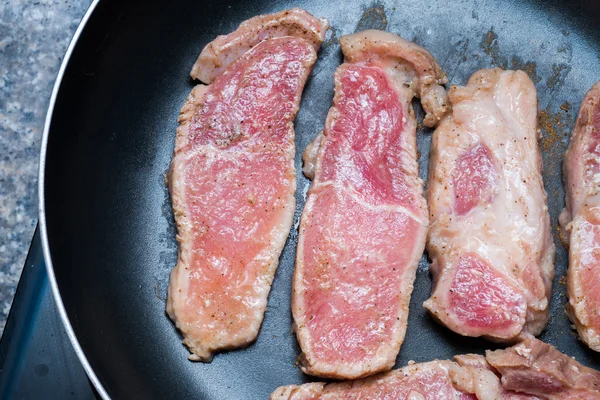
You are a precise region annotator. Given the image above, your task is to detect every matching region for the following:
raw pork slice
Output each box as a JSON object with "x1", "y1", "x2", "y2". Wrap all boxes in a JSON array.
[
  {"x1": 271, "y1": 360, "x2": 489, "y2": 400},
  {"x1": 166, "y1": 9, "x2": 328, "y2": 361},
  {"x1": 424, "y1": 68, "x2": 555, "y2": 342},
  {"x1": 293, "y1": 30, "x2": 449, "y2": 379},
  {"x1": 487, "y1": 338, "x2": 600, "y2": 399},
  {"x1": 271, "y1": 352, "x2": 532, "y2": 400},
  {"x1": 272, "y1": 339, "x2": 600, "y2": 399},
  {"x1": 560, "y1": 81, "x2": 600, "y2": 351}
]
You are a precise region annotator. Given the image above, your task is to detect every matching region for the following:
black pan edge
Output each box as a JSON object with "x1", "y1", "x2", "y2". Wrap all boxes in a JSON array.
[{"x1": 37, "y1": 1, "x2": 110, "y2": 399}]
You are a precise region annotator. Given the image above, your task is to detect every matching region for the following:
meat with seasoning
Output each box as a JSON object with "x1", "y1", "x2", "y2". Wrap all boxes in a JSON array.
[
  {"x1": 424, "y1": 68, "x2": 555, "y2": 342},
  {"x1": 272, "y1": 338, "x2": 600, "y2": 399},
  {"x1": 560, "y1": 81, "x2": 600, "y2": 351},
  {"x1": 271, "y1": 350, "x2": 526, "y2": 400},
  {"x1": 292, "y1": 30, "x2": 449, "y2": 379},
  {"x1": 271, "y1": 359, "x2": 488, "y2": 400},
  {"x1": 166, "y1": 8, "x2": 328, "y2": 361}
]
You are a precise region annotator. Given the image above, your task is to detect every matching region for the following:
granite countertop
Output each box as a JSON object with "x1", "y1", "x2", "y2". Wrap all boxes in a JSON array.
[{"x1": 0, "y1": 0, "x2": 92, "y2": 333}]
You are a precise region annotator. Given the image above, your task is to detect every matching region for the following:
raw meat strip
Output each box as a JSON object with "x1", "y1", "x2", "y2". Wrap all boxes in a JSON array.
[
  {"x1": 166, "y1": 9, "x2": 328, "y2": 361},
  {"x1": 271, "y1": 360, "x2": 486, "y2": 400},
  {"x1": 272, "y1": 339, "x2": 600, "y2": 399},
  {"x1": 293, "y1": 30, "x2": 449, "y2": 379},
  {"x1": 424, "y1": 68, "x2": 555, "y2": 342},
  {"x1": 560, "y1": 81, "x2": 600, "y2": 351},
  {"x1": 271, "y1": 353, "x2": 531, "y2": 400}
]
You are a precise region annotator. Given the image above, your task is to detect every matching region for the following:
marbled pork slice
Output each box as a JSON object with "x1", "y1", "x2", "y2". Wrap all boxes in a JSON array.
[
  {"x1": 560, "y1": 81, "x2": 600, "y2": 351},
  {"x1": 271, "y1": 354, "x2": 531, "y2": 400},
  {"x1": 424, "y1": 68, "x2": 555, "y2": 342},
  {"x1": 293, "y1": 30, "x2": 449, "y2": 379},
  {"x1": 272, "y1": 339, "x2": 600, "y2": 399},
  {"x1": 167, "y1": 9, "x2": 328, "y2": 361},
  {"x1": 191, "y1": 8, "x2": 328, "y2": 84}
]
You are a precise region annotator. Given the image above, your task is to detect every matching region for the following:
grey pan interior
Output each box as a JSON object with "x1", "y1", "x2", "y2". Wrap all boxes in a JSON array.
[{"x1": 40, "y1": 0, "x2": 600, "y2": 398}]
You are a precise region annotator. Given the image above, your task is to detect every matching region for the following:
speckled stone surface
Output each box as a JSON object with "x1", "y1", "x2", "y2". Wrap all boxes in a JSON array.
[{"x1": 0, "y1": 0, "x2": 92, "y2": 333}]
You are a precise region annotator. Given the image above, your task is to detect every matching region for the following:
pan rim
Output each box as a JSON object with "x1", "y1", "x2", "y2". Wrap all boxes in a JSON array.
[{"x1": 37, "y1": 0, "x2": 110, "y2": 398}]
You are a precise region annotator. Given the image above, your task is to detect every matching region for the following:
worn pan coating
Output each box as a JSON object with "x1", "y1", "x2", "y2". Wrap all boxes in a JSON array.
[{"x1": 39, "y1": 0, "x2": 600, "y2": 398}]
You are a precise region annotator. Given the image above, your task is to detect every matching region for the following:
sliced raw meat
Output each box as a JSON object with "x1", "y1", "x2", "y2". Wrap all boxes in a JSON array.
[
  {"x1": 453, "y1": 354, "x2": 539, "y2": 400},
  {"x1": 270, "y1": 360, "x2": 487, "y2": 400},
  {"x1": 271, "y1": 351, "x2": 539, "y2": 400},
  {"x1": 487, "y1": 338, "x2": 600, "y2": 399},
  {"x1": 272, "y1": 339, "x2": 600, "y2": 400},
  {"x1": 560, "y1": 81, "x2": 600, "y2": 351},
  {"x1": 424, "y1": 68, "x2": 555, "y2": 342},
  {"x1": 292, "y1": 30, "x2": 449, "y2": 379},
  {"x1": 166, "y1": 9, "x2": 328, "y2": 361},
  {"x1": 191, "y1": 8, "x2": 328, "y2": 84}
]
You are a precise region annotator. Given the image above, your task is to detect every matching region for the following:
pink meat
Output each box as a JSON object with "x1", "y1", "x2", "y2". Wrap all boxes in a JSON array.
[
  {"x1": 453, "y1": 143, "x2": 497, "y2": 215},
  {"x1": 448, "y1": 254, "x2": 526, "y2": 332},
  {"x1": 293, "y1": 30, "x2": 449, "y2": 379},
  {"x1": 424, "y1": 68, "x2": 555, "y2": 342},
  {"x1": 166, "y1": 9, "x2": 328, "y2": 361},
  {"x1": 560, "y1": 81, "x2": 600, "y2": 351},
  {"x1": 273, "y1": 339, "x2": 600, "y2": 400},
  {"x1": 453, "y1": 354, "x2": 539, "y2": 400},
  {"x1": 486, "y1": 338, "x2": 600, "y2": 399},
  {"x1": 271, "y1": 360, "x2": 483, "y2": 400},
  {"x1": 191, "y1": 8, "x2": 328, "y2": 84},
  {"x1": 272, "y1": 348, "x2": 539, "y2": 400}
]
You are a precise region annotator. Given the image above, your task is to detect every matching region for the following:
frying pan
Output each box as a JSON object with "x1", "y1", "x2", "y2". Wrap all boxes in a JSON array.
[{"x1": 39, "y1": 0, "x2": 600, "y2": 398}]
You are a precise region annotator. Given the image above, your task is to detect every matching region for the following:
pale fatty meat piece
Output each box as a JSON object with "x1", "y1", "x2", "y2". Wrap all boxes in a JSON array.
[
  {"x1": 424, "y1": 68, "x2": 555, "y2": 342},
  {"x1": 560, "y1": 81, "x2": 600, "y2": 352}
]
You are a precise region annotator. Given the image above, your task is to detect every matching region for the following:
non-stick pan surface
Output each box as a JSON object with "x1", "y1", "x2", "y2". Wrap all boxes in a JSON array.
[{"x1": 40, "y1": 0, "x2": 600, "y2": 398}]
